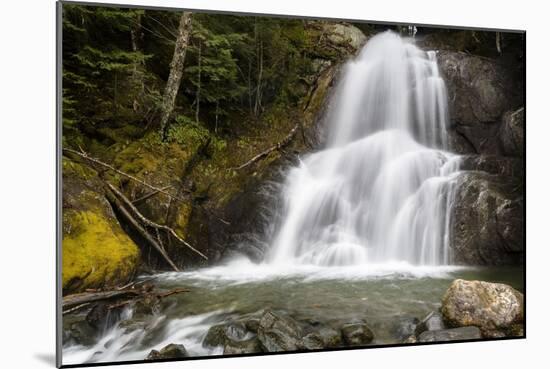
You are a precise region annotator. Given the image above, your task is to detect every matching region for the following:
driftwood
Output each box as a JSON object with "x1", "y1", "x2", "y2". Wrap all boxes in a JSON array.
[
  {"x1": 62, "y1": 147, "x2": 187, "y2": 201},
  {"x1": 62, "y1": 285, "x2": 189, "y2": 315},
  {"x1": 105, "y1": 187, "x2": 181, "y2": 272},
  {"x1": 232, "y1": 123, "x2": 300, "y2": 170},
  {"x1": 107, "y1": 183, "x2": 208, "y2": 260}
]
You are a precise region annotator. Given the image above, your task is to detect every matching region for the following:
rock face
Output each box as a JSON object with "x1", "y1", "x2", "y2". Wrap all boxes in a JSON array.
[
  {"x1": 450, "y1": 171, "x2": 523, "y2": 265},
  {"x1": 441, "y1": 279, "x2": 524, "y2": 337},
  {"x1": 500, "y1": 107, "x2": 525, "y2": 157},
  {"x1": 62, "y1": 159, "x2": 140, "y2": 294},
  {"x1": 146, "y1": 343, "x2": 188, "y2": 360},
  {"x1": 417, "y1": 326, "x2": 482, "y2": 342},
  {"x1": 437, "y1": 51, "x2": 523, "y2": 156}
]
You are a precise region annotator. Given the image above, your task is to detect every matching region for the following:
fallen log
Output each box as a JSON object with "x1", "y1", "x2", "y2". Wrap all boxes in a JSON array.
[
  {"x1": 107, "y1": 182, "x2": 208, "y2": 260},
  {"x1": 231, "y1": 122, "x2": 300, "y2": 170},
  {"x1": 105, "y1": 187, "x2": 181, "y2": 272},
  {"x1": 63, "y1": 286, "x2": 190, "y2": 314}
]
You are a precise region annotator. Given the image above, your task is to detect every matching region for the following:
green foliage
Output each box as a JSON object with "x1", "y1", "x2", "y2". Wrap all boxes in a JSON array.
[{"x1": 166, "y1": 115, "x2": 210, "y2": 146}]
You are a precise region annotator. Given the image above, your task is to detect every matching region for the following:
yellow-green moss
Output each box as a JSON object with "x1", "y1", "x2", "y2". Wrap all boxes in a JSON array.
[
  {"x1": 173, "y1": 202, "x2": 193, "y2": 239},
  {"x1": 62, "y1": 210, "x2": 140, "y2": 292}
]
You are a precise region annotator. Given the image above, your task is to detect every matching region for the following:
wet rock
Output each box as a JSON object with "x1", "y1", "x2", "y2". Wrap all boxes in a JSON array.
[
  {"x1": 203, "y1": 321, "x2": 249, "y2": 347},
  {"x1": 403, "y1": 335, "x2": 417, "y2": 344},
  {"x1": 301, "y1": 327, "x2": 343, "y2": 350},
  {"x1": 223, "y1": 337, "x2": 263, "y2": 355},
  {"x1": 341, "y1": 322, "x2": 374, "y2": 346},
  {"x1": 414, "y1": 311, "x2": 445, "y2": 336},
  {"x1": 396, "y1": 317, "x2": 420, "y2": 340},
  {"x1": 500, "y1": 107, "x2": 525, "y2": 157},
  {"x1": 146, "y1": 343, "x2": 188, "y2": 360},
  {"x1": 417, "y1": 326, "x2": 481, "y2": 342},
  {"x1": 65, "y1": 320, "x2": 97, "y2": 346},
  {"x1": 85, "y1": 303, "x2": 122, "y2": 331},
  {"x1": 257, "y1": 310, "x2": 303, "y2": 352},
  {"x1": 437, "y1": 51, "x2": 522, "y2": 156},
  {"x1": 459, "y1": 155, "x2": 523, "y2": 179},
  {"x1": 243, "y1": 317, "x2": 261, "y2": 333},
  {"x1": 451, "y1": 172, "x2": 523, "y2": 265},
  {"x1": 441, "y1": 279, "x2": 524, "y2": 337}
]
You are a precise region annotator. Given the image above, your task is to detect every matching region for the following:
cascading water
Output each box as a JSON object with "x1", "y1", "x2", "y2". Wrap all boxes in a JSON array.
[{"x1": 267, "y1": 31, "x2": 460, "y2": 267}]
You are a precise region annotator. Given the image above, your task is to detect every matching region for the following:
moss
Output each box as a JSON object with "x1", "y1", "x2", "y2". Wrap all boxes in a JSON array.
[
  {"x1": 173, "y1": 202, "x2": 193, "y2": 238},
  {"x1": 62, "y1": 209, "x2": 140, "y2": 293}
]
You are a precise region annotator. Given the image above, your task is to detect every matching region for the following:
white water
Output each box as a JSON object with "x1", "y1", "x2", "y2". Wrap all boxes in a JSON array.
[{"x1": 268, "y1": 31, "x2": 460, "y2": 267}]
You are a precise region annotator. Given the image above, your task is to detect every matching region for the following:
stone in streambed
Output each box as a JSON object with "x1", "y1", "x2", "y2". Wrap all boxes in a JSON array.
[
  {"x1": 417, "y1": 326, "x2": 482, "y2": 342},
  {"x1": 441, "y1": 279, "x2": 524, "y2": 337},
  {"x1": 203, "y1": 321, "x2": 249, "y2": 348},
  {"x1": 257, "y1": 310, "x2": 303, "y2": 352},
  {"x1": 414, "y1": 311, "x2": 445, "y2": 336},
  {"x1": 223, "y1": 337, "x2": 263, "y2": 355},
  {"x1": 301, "y1": 326, "x2": 343, "y2": 350},
  {"x1": 341, "y1": 321, "x2": 374, "y2": 346},
  {"x1": 146, "y1": 343, "x2": 188, "y2": 360}
]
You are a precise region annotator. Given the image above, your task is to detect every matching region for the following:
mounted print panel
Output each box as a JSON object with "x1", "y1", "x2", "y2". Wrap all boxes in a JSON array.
[{"x1": 57, "y1": 1, "x2": 525, "y2": 367}]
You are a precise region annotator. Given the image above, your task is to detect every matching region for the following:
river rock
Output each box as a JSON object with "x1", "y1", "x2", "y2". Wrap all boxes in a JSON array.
[
  {"x1": 414, "y1": 311, "x2": 445, "y2": 336},
  {"x1": 301, "y1": 327, "x2": 343, "y2": 350},
  {"x1": 257, "y1": 310, "x2": 303, "y2": 352},
  {"x1": 341, "y1": 322, "x2": 374, "y2": 346},
  {"x1": 441, "y1": 279, "x2": 524, "y2": 337},
  {"x1": 500, "y1": 107, "x2": 525, "y2": 157},
  {"x1": 451, "y1": 172, "x2": 523, "y2": 265},
  {"x1": 203, "y1": 321, "x2": 249, "y2": 347},
  {"x1": 146, "y1": 343, "x2": 188, "y2": 360},
  {"x1": 417, "y1": 326, "x2": 482, "y2": 342},
  {"x1": 223, "y1": 337, "x2": 263, "y2": 355},
  {"x1": 396, "y1": 317, "x2": 420, "y2": 340}
]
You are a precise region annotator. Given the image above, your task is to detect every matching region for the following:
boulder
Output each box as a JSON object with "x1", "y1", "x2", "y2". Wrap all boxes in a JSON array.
[
  {"x1": 223, "y1": 337, "x2": 263, "y2": 355},
  {"x1": 417, "y1": 326, "x2": 482, "y2": 342},
  {"x1": 500, "y1": 107, "x2": 525, "y2": 157},
  {"x1": 301, "y1": 327, "x2": 343, "y2": 350},
  {"x1": 146, "y1": 343, "x2": 188, "y2": 360},
  {"x1": 450, "y1": 172, "x2": 523, "y2": 265},
  {"x1": 441, "y1": 279, "x2": 524, "y2": 337},
  {"x1": 203, "y1": 321, "x2": 249, "y2": 348},
  {"x1": 257, "y1": 311, "x2": 303, "y2": 352},
  {"x1": 414, "y1": 311, "x2": 445, "y2": 336},
  {"x1": 340, "y1": 322, "x2": 374, "y2": 346},
  {"x1": 62, "y1": 159, "x2": 140, "y2": 294}
]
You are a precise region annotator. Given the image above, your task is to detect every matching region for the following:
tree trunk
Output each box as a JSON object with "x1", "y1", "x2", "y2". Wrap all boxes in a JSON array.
[
  {"x1": 159, "y1": 12, "x2": 193, "y2": 139},
  {"x1": 195, "y1": 40, "x2": 202, "y2": 124},
  {"x1": 130, "y1": 12, "x2": 145, "y2": 112}
]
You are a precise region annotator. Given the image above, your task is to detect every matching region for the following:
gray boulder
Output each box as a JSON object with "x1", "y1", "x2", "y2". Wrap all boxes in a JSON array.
[
  {"x1": 203, "y1": 321, "x2": 249, "y2": 348},
  {"x1": 441, "y1": 279, "x2": 524, "y2": 337},
  {"x1": 301, "y1": 326, "x2": 343, "y2": 350},
  {"x1": 414, "y1": 311, "x2": 445, "y2": 336},
  {"x1": 146, "y1": 343, "x2": 188, "y2": 360},
  {"x1": 417, "y1": 326, "x2": 481, "y2": 342},
  {"x1": 257, "y1": 311, "x2": 303, "y2": 352},
  {"x1": 223, "y1": 337, "x2": 263, "y2": 355},
  {"x1": 341, "y1": 322, "x2": 374, "y2": 346}
]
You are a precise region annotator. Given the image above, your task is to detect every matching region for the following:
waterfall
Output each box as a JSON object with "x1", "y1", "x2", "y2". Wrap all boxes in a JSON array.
[{"x1": 267, "y1": 31, "x2": 460, "y2": 267}]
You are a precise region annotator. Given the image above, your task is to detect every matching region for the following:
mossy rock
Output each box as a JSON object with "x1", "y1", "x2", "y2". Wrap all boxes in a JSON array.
[{"x1": 62, "y1": 158, "x2": 140, "y2": 294}]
